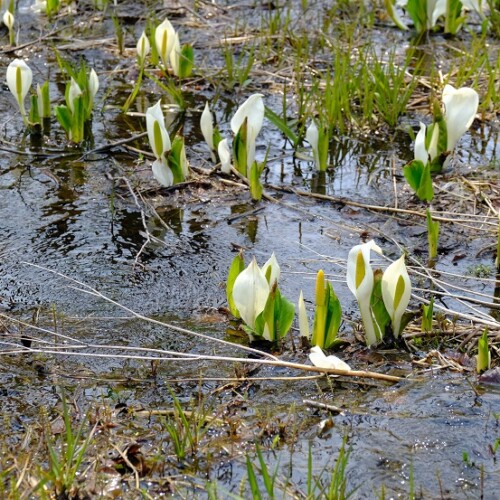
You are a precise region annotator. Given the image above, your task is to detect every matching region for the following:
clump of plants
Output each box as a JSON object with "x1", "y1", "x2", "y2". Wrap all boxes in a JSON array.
[{"x1": 227, "y1": 242, "x2": 413, "y2": 350}]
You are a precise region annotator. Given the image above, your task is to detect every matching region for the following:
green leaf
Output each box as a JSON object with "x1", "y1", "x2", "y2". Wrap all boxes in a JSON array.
[
  {"x1": 29, "y1": 94, "x2": 40, "y2": 125},
  {"x1": 39, "y1": 81, "x2": 51, "y2": 119},
  {"x1": 233, "y1": 119, "x2": 248, "y2": 175},
  {"x1": 317, "y1": 125, "x2": 330, "y2": 171},
  {"x1": 254, "y1": 286, "x2": 276, "y2": 340},
  {"x1": 179, "y1": 44, "x2": 194, "y2": 79},
  {"x1": 399, "y1": 311, "x2": 417, "y2": 336},
  {"x1": 249, "y1": 161, "x2": 264, "y2": 201},
  {"x1": 54, "y1": 105, "x2": 72, "y2": 135},
  {"x1": 264, "y1": 106, "x2": 298, "y2": 146},
  {"x1": 370, "y1": 269, "x2": 390, "y2": 340},
  {"x1": 254, "y1": 286, "x2": 294, "y2": 342},
  {"x1": 384, "y1": 0, "x2": 408, "y2": 30},
  {"x1": 213, "y1": 127, "x2": 222, "y2": 150},
  {"x1": 403, "y1": 160, "x2": 434, "y2": 201},
  {"x1": 407, "y1": 0, "x2": 427, "y2": 32},
  {"x1": 246, "y1": 455, "x2": 262, "y2": 500},
  {"x1": 276, "y1": 290, "x2": 295, "y2": 340},
  {"x1": 226, "y1": 252, "x2": 245, "y2": 318},
  {"x1": 436, "y1": 113, "x2": 448, "y2": 159},
  {"x1": 324, "y1": 283, "x2": 342, "y2": 349},
  {"x1": 426, "y1": 209, "x2": 440, "y2": 260},
  {"x1": 168, "y1": 136, "x2": 188, "y2": 184},
  {"x1": 71, "y1": 95, "x2": 85, "y2": 143}
]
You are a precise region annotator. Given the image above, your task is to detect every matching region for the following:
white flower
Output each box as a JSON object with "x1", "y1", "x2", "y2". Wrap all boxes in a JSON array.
[
  {"x1": 461, "y1": 0, "x2": 483, "y2": 14},
  {"x1": 200, "y1": 102, "x2": 216, "y2": 162},
  {"x1": 136, "y1": 31, "x2": 150, "y2": 64},
  {"x1": 155, "y1": 18, "x2": 176, "y2": 69},
  {"x1": 309, "y1": 346, "x2": 350, "y2": 372},
  {"x1": 346, "y1": 240, "x2": 383, "y2": 346},
  {"x1": 306, "y1": 120, "x2": 320, "y2": 168},
  {"x1": 89, "y1": 69, "x2": 99, "y2": 99},
  {"x1": 151, "y1": 159, "x2": 173, "y2": 187},
  {"x1": 298, "y1": 290, "x2": 310, "y2": 339},
  {"x1": 230, "y1": 93, "x2": 265, "y2": 174},
  {"x1": 261, "y1": 252, "x2": 280, "y2": 286},
  {"x1": 3, "y1": 10, "x2": 14, "y2": 30},
  {"x1": 68, "y1": 78, "x2": 82, "y2": 113},
  {"x1": 218, "y1": 138, "x2": 231, "y2": 174},
  {"x1": 178, "y1": 139, "x2": 189, "y2": 179},
  {"x1": 169, "y1": 31, "x2": 181, "y2": 76},
  {"x1": 442, "y1": 84, "x2": 479, "y2": 153},
  {"x1": 6, "y1": 59, "x2": 33, "y2": 119},
  {"x1": 146, "y1": 100, "x2": 171, "y2": 160},
  {"x1": 381, "y1": 255, "x2": 411, "y2": 338},
  {"x1": 413, "y1": 85, "x2": 478, "y2": 167},
  {"x1": 232, "y1": 258, "x2": 270, "y2": 329},
  {"x1": 428, "y1": 0, "x2": 447, "y2": 29}
]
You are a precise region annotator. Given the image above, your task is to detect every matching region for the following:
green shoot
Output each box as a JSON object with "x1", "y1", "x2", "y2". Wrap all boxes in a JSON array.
[
  {"x1": 422, "y1": 297, "x2": 434, "y2": 333},
  {"x1": 35, "y1": 395, "x2": 96, "y2": 498},
  {"x1": 427, "y1": 209, "x2": 440, "y2": 261},
  {"x1": 476, "y1": 329, "x2": 491, "y2": 373},
  {"x1": 227, "y1": 252, "x2": 245, "y2": 318}
]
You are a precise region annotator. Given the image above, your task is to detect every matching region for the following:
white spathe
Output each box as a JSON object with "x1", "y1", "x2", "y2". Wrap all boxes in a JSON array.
[
  {"x1": 218, "y1": 138, "x2": 232, "y2": 174},
  {"x1": 155, "y1": 18, "x2": 176, "y2": 68},
  {"x1": 442, "y1": 84, "x2": 479, "y2": 152},
  {"x1": 169, "y1": 31, "x2": 181, "y2": 76},
  {"x1": 298, "y1": 290, "x2": 310, "y2": 338},
  {"x1": 306, "y1": 120, "x2": 320, "y2": 168},
  {"x1": 68, "y1": 78, "x2": 82, "y2": 113},
  {"x1": 413, "y1": 84, "x2": 478, "y2": 166},
  {"x1": 381, "y1": 255, "x2": 411, "y2": 338},
  {"x1": 230, "y1": 93, "x2": 265, "y2": 173},
  {"x1": 414, "y1": 122, "x2": 428, "y2": 164},
  {"x1": 200, "y1": 102, "x2": 216, "y2": 162},
  {"x1": 6, "y1": 59, "x2": 32, "y2": 117},
  {"x1": 151, "y1": 159, "x2": 173, "y2": 187},
  {"x1": 136, "y1": 31, "x2": 150, "y2": 63},
  {"x1": 146, "y1": 100, "x2": 171, "y2": 160},
  {"x1": 428, "y1": 0, "x2": 447, "y2": 29},
  {"x1": 232, "y1": 258, "x2": 270, "y2": 329},
  {"x1": 309, "y1": 346, "x2": 351, "y2": 372},
  {"x1": 346, "y1": 240, "x2": 383, "y2": 346},
  {"x1": 89, "y1": 69, "x2": 99, "y2": 99},
  {"x1": 178, "y1": 139, "x2": 189, "y2": 179},
  {"x1": 261, "y1": 252, "x2": 280, "y2": 286},
  {"x1": 3, "y1": 10, "x2": 13, "y2": 29}
]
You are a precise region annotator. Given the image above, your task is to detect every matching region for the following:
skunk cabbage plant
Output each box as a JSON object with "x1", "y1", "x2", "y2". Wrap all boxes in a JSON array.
[
  {"x1": 381, "y1": 255, "x2": 411, "y2": 338},
  {"x1": 6, "y1": 59, "x2": 33, "y2": 124},
  {"x1": 231, "y1": 93, "x2": 265, "y2": 176},
  {"x1": 230, "y1": 254, "x2": 294, "y2": 342},
  {"x1": 346, "y1": 240, "x2": 384, "y2": 346}
]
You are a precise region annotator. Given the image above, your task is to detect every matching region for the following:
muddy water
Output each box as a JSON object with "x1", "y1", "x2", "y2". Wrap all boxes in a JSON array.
[{"x1": 1, "y1": 1, "x2": 500, "y2": 498}]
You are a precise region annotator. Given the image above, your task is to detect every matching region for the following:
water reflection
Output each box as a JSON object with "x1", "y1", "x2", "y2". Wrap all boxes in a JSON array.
[{"x1": 228, "y1": 203, "x2": 260, "y2": 243}]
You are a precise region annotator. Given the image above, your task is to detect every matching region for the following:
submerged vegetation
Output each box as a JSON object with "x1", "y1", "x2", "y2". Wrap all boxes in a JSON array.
[{"x1": 0, "y1": 0, "x2": 500, "y2": 497}]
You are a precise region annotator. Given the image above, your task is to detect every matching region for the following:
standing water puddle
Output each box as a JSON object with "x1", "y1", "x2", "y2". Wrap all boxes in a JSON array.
[{"x1": 0, "y1": 1, "x2": 500, "y2": 497}]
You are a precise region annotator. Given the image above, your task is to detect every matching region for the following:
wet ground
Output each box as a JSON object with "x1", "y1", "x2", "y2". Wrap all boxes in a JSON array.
[{"x1": 0, "y1": 1, "x2": 500, "y2": 498}]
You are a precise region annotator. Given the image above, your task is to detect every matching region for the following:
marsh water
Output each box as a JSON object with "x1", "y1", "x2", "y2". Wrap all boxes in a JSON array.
[{"x1": 1, "y1": 1, "x2": 500, "y2": 498}]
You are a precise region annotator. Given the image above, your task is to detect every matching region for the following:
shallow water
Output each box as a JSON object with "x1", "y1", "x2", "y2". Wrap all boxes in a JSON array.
[{"x1": 1, "y1": 1, "x2": 500, "y2": 497}]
